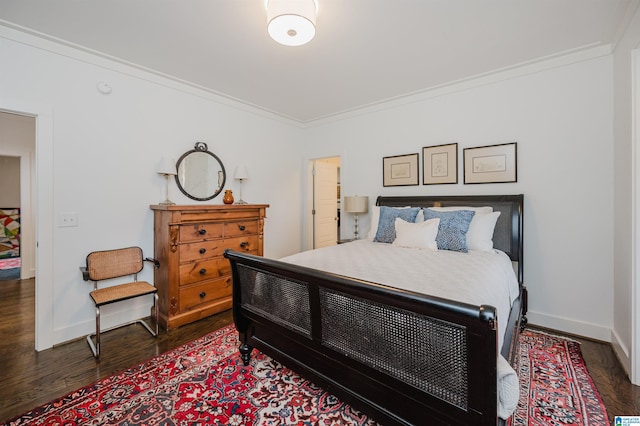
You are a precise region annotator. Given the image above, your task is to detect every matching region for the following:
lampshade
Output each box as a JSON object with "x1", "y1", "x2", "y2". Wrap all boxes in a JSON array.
[
  {"x1": 157, "y1": 157, "x2": 176, "y2": 176},
  {"x1": 344, "y1": 196, "x2": 368, "y2": 214},
  {"x1": 234, "y1": 165, "x2": 249, "y2": 180},
  {"x1": 267, "y1": 0, "x2": 317, "y2": 46}
]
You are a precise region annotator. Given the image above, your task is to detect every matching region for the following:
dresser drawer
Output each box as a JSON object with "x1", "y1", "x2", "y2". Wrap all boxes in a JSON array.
[
  {"x1": 179, "y1": 236, "x2": 260, "y2": 263},
  {"x1": 179, "y1": 258, "x2": 231, "y2": 285},
  {"x1": 179, "y1": 277, "x2": 232, "y2": 312},
  {"x1": 179, "y1": 223, "x2": 224, "y2": 242},
  {"x1": 225, "y1": 220, "x2": 259, "y2": 238},
  {"x1": 179, "y1": 240, "x2": 225, "y2": 263},
  {"x1": 224, "y1": 236, "x2": 260, "y2": 253}
]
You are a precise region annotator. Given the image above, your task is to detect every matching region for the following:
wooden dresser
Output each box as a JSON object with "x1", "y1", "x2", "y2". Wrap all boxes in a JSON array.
[{"x1": 150, "y1": 204, "x2": 268, "y2": 329}]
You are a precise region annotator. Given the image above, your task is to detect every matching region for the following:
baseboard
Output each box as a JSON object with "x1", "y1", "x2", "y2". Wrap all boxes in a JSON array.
[
  {"x1": 611, "y1": 328, "x2": 633, "y2": 382},
  {"x1": 526, "y1": 310, "x2": 611, "y2": 342},
  {"x1": 52, "y1": 304, "x2": 153, "y2": 347}
]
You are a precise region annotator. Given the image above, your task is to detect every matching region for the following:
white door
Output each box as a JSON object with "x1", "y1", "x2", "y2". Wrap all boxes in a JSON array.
[{"x1": 313, "y1": 160, "x2": 338, "y2": 248}]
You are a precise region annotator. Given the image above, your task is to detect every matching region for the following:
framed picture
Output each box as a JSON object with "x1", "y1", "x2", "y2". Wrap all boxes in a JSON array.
[
  {"x1": 463, "y1": 142, "x2": 517, "y2": 184},
  {"x1": 383, "y1": 153, "x2": 419, "y2": 187},
  {"x1": 422, "y1": 143, "x2": 457, "y2": 185}
]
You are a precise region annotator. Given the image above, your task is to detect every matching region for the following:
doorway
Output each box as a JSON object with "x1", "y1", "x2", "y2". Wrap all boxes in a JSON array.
[
  {"x1": 310, "y1": 157, "x2": 340, "y2": 249},
  {"x1": 0, "y1": 112, "x2": 35, "y2": 281},
  {"x1": 0, "y1": 101, "x2": 54, "y2": 352}
]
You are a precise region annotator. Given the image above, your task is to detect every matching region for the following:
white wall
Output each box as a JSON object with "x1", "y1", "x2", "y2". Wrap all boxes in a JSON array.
[
  {"x1": 302, "y1": 52, "x2": 615, "y2": 342},
  {"x1": 0, "y1": 27, "x2": 304, "y2": 345}
]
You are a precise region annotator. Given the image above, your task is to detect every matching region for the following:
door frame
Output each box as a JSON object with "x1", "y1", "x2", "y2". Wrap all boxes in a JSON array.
[
  {"x1": 633, "y1": 48, "x2": 640, "y2": 385},
  {"x1": 1, "y1": 99, "x2": 54, "y2": 351},
  {"x1": 0, "y1": 116, "x2": 34, "y2": 280}
]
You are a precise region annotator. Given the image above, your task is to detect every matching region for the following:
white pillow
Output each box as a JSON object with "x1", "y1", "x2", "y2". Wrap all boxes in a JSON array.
[
  {"x1": 392, "y1": 218, "x2": 440, "y2": 250},
  {"x1": 429, "y1": 206, "x2": 493, "y2": 213},
  {"x1": 466, "y1": 211, "x2": 501, "y2": 252},
  {"x1": 416, "y1": 206, "x2": 491, "y2": 223},
  {"x1": 366, "y1": 205, "x2": 380, "y2": 240}
]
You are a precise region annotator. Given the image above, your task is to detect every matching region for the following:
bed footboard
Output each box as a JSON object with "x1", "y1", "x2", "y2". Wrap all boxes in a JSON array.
[{"x1": 225, "y1": 250, "x2": 501, "y2": 426}]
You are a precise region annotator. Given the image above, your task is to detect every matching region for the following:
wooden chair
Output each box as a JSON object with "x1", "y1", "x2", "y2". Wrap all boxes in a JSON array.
[{"x1": 80, "y1": 246, "x2": 160, "y2": 359}]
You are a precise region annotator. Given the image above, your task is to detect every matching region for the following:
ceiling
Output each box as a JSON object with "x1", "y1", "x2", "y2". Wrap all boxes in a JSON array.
[{"x1": 0, "y1": 0, "x2": 637, "y2": 123}]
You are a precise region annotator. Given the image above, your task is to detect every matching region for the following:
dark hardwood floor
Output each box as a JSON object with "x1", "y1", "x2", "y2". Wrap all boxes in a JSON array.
[
  {"x1": 1, "y1": 278, "x2": 639, "y2": 423},
  {"x1": 0, "y1": 277, "x2": 233, "y2": 422}
]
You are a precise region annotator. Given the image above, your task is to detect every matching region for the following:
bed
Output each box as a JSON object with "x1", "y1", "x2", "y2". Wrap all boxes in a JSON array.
[{"x1": 224, "y1": 194, "x2": 526, "y2": 425}]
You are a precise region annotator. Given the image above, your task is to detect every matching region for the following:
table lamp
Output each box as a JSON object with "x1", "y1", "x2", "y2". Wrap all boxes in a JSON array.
[{"x1": 344, "y1": 195, "x2": 369, "y2": 239}]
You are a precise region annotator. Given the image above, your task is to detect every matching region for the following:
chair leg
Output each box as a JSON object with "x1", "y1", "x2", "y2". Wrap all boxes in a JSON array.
[
  {"x1": 86, "y1": 306, "x2": 101, "y2": 359},
  {"x1": 136, "y1": 293, "x2": 159, "y2": 337},
  {"x1": 96, "y1": 306, "x2": 101, "y2": 357},
  {"x1": 86, "y1": 295, "x2": 158, "y2": 359},
  {"x1": 153, "y1": 293, "x2": 158, "y2": 337}
]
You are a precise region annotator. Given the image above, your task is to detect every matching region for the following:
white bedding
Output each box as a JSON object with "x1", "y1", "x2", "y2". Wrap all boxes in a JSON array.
[{"x1": 279, "y1": 239, "x2": 520, "y2": 419}]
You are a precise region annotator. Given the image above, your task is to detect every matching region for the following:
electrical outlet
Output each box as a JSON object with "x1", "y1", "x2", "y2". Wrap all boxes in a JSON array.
[{"x1": 58, "y1": 212, "x2": 79, "y2": 227}]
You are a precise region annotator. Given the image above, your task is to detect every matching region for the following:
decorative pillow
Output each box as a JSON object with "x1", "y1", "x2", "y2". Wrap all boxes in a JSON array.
[
  {"x1": 392, "y1": 218, "x2": 440, "y2": 250},
  {"x1": 422, "y1": 209, "x2": 475, "y2": 252},
  {"x1": 466, "y1": 211, "x2": 501, "y2": 252},
  {"x1": 366, "y1": 205, "x2": 412, "y2": 240},
  {"x1": 373, "y1": 206, "x2": 421, "y2": 243}
]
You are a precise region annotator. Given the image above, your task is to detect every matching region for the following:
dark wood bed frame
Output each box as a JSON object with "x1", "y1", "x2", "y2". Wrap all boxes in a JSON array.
[{"x1": 224, "y1": 194, "x2": 526, "y2": 426}]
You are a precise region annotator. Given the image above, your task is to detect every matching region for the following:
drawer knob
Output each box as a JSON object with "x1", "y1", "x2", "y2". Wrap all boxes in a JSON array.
[
  {"x1": 239, "y1": 225, "x2": 246, "y2": 231},
  {"x1": 199, "y1": 248, "x2": 206, "y2": 254},
  {"x1": 199, "y1": 291, "x2": 206, "y2": 298},
  {"x1": 240, "y1": 241, "x2": 248, "y2": 249},
  {"x1": 199, "y1": 268, "x2": 207, "y2": 275},
  {"x1": 199, "y1": 229, "x2": 207, "y2": 235}
]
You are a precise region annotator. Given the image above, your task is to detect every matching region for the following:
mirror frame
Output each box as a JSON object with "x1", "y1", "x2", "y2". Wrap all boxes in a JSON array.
[{"x1": 174, "y1": 142, "x2": 226, "y2": 201}]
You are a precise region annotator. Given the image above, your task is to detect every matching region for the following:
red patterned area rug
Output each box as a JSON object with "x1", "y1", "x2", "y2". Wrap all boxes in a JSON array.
[
  {"x1": 3, "y1": 326, "x2": 609, "y2": 426},
  {"x1": 508, "y1": 329, "x2": 609, "y2": 426},
  {"x1": 3, "y1": 324, "x2": 376, "y2": 426}
]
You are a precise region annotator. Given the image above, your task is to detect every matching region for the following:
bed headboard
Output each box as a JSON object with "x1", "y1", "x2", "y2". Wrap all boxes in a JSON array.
[{"x1": 376, "y1": 194, "x2": 524, "y2": 284}]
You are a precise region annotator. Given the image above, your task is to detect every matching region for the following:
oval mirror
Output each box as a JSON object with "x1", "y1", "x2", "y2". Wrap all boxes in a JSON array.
[{"x1": 175, "y1": 142, "x2": 226, "y2": 201}]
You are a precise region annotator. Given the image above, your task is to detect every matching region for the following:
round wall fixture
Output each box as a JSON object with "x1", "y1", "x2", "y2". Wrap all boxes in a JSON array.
[{"x1": 96, "y1": 82, "x2": 112, "y2": 95}]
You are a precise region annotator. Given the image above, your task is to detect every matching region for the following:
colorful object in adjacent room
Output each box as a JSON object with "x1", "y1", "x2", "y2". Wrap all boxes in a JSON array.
[{"x1": 0, "y1": 208, "x2": 20, "y2": 259}]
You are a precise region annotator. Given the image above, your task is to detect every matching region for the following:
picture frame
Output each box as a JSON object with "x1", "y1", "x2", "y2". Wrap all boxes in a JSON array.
[
  {"x1": 383, "y1": 153, "x2": 419, "y2": 187},
  {"x1": 422, "y1": 143, "x2": 457, "y2": 185},
  {"x1": 463, "y1": 142, "x2": 517, "y2": 184}
]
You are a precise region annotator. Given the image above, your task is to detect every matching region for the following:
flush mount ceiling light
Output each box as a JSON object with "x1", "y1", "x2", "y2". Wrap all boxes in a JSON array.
[{"x1": 267, "y1": 0, "x2": 318, "y2": 47}]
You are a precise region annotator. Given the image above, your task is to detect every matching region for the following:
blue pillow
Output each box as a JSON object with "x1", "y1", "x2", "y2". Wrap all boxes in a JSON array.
[
  {"x1": 422, "y1": 209, "x2": 475, "y2": 252},
  {"x1": 374, "y1": 207, "x2": 421, "y2": 243}
]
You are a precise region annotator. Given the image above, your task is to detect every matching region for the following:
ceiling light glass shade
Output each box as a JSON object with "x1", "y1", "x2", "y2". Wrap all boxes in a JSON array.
[{"x1": 267, "y1": 0, "x2": 317, "y2": 46}]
